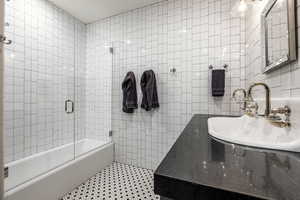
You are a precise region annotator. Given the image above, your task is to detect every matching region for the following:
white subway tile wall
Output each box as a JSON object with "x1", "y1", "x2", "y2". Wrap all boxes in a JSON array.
[
  {"x1": 87, "y1": 0, "x2": 246, "y2": 169},
  {"x1": 3, "y1": 0, "x2": 87, "y2": 163},
  {"x1": 245, "y1": 0, "x2": 300, "y2": 97}
]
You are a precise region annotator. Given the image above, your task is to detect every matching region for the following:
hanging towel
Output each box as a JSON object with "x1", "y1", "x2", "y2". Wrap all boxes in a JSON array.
[
  {"x1": 122, "y1": 71, "x2": 138, "y2": 113},
  {"x1": 211, "y1": 69, "x2": 225, "y2": 97},
  {"x1": 141, "y1": 70, "x2": 159, "y2": 111}
]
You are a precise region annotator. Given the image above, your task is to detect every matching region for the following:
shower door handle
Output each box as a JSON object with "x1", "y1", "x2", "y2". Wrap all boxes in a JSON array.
[{"x1": 65, "y1": 100, "x2": 74, "y2": 114}]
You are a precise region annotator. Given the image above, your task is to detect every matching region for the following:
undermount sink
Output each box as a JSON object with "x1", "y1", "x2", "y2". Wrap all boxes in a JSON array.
[{"x1": 208, "y1": 115, "x2": 300, "y2": 152}]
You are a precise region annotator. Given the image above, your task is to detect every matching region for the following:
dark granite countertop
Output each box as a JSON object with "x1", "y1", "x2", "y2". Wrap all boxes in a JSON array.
[{"x1": 154, "y1": 114, "x2": 300, "y2": 200}]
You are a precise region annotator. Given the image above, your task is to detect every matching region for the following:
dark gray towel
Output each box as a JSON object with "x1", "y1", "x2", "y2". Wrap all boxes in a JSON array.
[
  {"x1": 212, "y1": 69, "x2": 225, "y2": 97},
  {"x1": 141, "y1": 70, "x2": 159, "y2": 111},
  {"x1": 122, "y1": 71, "x2": 138, "y2": 113}
]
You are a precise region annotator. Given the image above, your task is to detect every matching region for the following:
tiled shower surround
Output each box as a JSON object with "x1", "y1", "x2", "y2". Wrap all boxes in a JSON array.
[
  {"x1": 3, "y1": 0, "x2": 246, "y2": 170},
  {"x1": 3, "y1": 0, "x2": 88, "y2": 163}
]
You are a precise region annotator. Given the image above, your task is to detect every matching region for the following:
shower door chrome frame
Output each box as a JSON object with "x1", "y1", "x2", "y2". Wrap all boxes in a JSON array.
[{"x1": 0, "y1": 0, "x2": 4, "y2": 198}]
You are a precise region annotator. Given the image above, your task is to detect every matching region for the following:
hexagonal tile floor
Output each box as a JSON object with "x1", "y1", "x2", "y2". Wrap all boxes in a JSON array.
[{"x1": 62, "y1": 162, "x2": 160, "y2": 200}]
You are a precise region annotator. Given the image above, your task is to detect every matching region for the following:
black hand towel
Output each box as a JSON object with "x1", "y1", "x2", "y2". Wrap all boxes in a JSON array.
[
  {"x1": 122, "y1": 71, "x2": 138, "y2": 113},
  {"x1": 141, "y1": 70, "x2": 159, "y2": 111},
  {"x1": 212, "y1": 69, "x2": 225, "y2": 97}
]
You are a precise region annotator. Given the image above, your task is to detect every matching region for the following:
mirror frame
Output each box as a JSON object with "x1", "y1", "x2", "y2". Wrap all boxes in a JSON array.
[{"x1": 261, "y1": 0, "x2": 297, "y2": 74}]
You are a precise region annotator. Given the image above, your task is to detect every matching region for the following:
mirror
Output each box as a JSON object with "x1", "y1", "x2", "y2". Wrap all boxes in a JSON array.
[{"x1": 261, "y1": 0, "x2": 297, "y2": 73}]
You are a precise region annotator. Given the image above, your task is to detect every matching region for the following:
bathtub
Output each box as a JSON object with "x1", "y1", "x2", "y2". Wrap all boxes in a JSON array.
[{"x1": 3, "y1": 139, "x2": 114, "y2": 200}]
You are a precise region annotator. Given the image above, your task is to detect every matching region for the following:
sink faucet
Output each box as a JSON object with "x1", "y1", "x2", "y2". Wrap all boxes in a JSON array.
[
  {"x1": 247, "y1": 82, "x2": 271, "y2": 117},
  {"x1": 232, "y1": 83, "x2": 291, "y2": 127},
  {"x1": 232, "y1": 89, "x2": 247, "y2": 110}
]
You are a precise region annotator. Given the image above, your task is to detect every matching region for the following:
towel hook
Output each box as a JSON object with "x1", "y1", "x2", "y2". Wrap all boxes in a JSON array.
[{"x1": 170, "y1": 68, "x2": 176, "y2": 73}]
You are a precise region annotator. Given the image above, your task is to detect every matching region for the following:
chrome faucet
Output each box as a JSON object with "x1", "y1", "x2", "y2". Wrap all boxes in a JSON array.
[{"x1": 247, "y1": 83, "x2": 271, "y2": 117}]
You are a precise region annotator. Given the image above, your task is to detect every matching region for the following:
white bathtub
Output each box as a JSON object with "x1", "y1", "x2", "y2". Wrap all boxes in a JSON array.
[{"x1": 3, "y1": 139, "x2": 114, "y2": 200}]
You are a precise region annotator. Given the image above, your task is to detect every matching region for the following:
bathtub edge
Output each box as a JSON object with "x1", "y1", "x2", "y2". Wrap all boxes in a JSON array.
[{"x1": 4, "y1": 142, "x2": 114, "y2": 200}]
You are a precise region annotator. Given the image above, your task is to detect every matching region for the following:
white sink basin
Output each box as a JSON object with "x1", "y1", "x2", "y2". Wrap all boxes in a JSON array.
[{"x1": 208, "y1": 115, "x2": 300, "y2": 152}]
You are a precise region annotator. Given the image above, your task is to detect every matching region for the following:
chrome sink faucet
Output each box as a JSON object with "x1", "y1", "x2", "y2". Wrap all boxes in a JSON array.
[{"x1": 247, "y1": 82, "x2": 271, "y2": 117}]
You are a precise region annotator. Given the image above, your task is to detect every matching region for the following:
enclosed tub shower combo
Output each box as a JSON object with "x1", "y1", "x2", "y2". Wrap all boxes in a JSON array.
[{"x1": 0, "y1": 0, "x2": 115, "y2": 199}]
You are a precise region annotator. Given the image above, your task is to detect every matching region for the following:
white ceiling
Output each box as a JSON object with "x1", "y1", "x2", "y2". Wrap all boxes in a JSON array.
[{"x1": 48, "y1": 0, "x2": 163, "y2": 24}]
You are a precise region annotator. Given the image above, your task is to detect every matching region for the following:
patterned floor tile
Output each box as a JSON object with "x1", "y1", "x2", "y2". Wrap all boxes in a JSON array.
[{"x1": 63, "y1": 162, "x2": 160, "y2": 200}]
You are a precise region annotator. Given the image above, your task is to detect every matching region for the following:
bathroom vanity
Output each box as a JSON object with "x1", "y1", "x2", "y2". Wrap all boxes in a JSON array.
[{"x1": 154, "y1": 115, "x2": 300, "y2": 200}]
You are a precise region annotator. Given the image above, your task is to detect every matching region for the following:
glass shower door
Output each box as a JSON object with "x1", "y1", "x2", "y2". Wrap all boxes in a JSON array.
[
  {"x1": 2, "y1": 0, "x2": 76, "y2": 192},
  {"x1": 0, "y1": 0, "x2": 5, "y2": 197}
]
